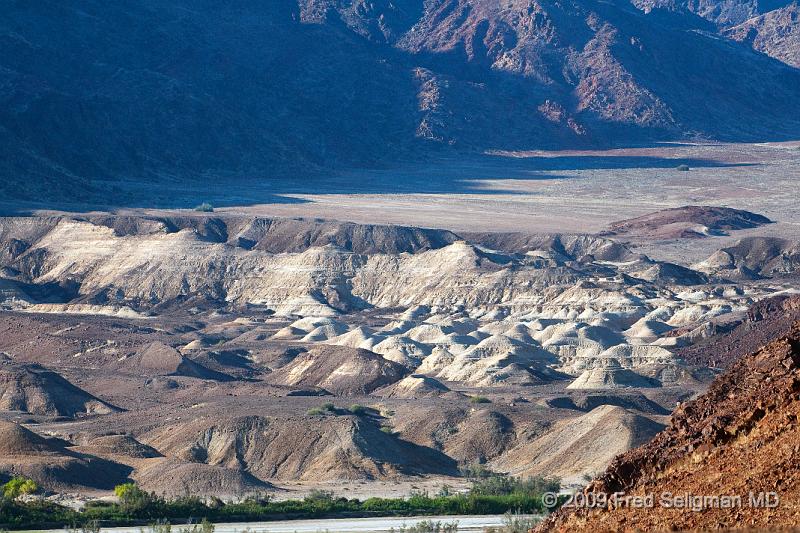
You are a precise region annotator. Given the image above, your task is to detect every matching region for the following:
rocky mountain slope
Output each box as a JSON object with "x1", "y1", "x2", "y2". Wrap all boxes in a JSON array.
[
  {"x1": 693, "y1": 236, "x2": 800, "y2": 279},
  {"x1": 538, "y1": 295, "x2": 800, "y2": 531},
  {"x1": 726, "y1": 3, "x2": 800, "y2": 68},
  {"x1": 675, "y1": 293, "x2": 800, "y2": 367},
  {"x1": 2, "y1": 1, "x2": 800, "y2": 204},
  {"x1": 637, "y1": 0, "x2": 800, "y2": 67}
]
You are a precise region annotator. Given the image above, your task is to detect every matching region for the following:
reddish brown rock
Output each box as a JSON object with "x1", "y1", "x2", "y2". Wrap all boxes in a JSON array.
[{"x1": 537, "y1": 316, "x2": 800, "y2": 532}]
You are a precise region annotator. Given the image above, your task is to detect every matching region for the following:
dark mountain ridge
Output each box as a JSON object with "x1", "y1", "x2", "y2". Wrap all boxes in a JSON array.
[{"x1": 1, "y1": 0, "x2": 799, "y2": 204}]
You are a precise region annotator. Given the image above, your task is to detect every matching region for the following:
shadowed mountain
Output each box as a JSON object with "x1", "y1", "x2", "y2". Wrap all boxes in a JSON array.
[
  {"x1": 1, "y1": 0, "x2": 800, "y2": 205},
  {"x1": 725, "y1": 3, "x2": 800, "y2": 68},
  {"x1": 634, "y1": 0, "x2": 800, "y2": 67}
]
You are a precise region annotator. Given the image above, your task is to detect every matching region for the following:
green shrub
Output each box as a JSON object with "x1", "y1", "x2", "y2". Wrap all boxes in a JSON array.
[
  {"x1": 484, "y1": 511, "x2": 540, "y2": 533},
  {"x1": 0, "y1": 473, "x2": 560, "y2": 529},
  {"x1": 460, "y1": 462, "x2": 493, "y2": 479},
  {"x1": 390, "y1": 519, "x2": 459, "y2": 533},
  {"x1": 2, "y1": 477, "x2": 38, "y2": 499},
  {"x1": 305, "y1": 489, "x2": 335, "y2": 503},
  {"x1": 242, "y1": 492, "x2": 271, "y2": 506},
  {"x1": 676, "y1": 164, "x2": 690, "y2": 171},
  {"x1": 437, "y1": 484, "x2": 454, "y2": 497},
  {"x1": 380, "y1": 425, "x2": 395, "y2": 435},
  {"x1": 348, "y1": 404, "x2": 367, "y2": 415},
  {"x1": 113, "y1": 482, "x2": 151, "y2": 512},
  {"x1": 307, "y1": 402, "x2": 337, "y2": 416},
  {"x1": 149, "y1": 519, "x2": 172, "y2": 533},
  {"x1": 469, "y1": 395, "x2": 491, "y2": 404},
  {"x1": 67, "y1": 519, "x2": 101, "y2": 533},
  {"x1": 180, "y1": 519, "x2": 215, "y2": 533},
  {"x1": 193, "y1": 202, "x2": 214, "y2": 212},
  {"x1": 192, "y1": 518, "x2": 215, "y2": 533},
  {"x1": 471, "y1": 475, "x2": 560, "y2": 498}
]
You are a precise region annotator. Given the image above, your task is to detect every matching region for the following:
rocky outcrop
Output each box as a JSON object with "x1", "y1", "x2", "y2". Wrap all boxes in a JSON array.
[
  {"x1": 675, "y1": 294, "x2": 800, "y2": 368},
  {"x1": 538, "y1": 318, "x2": 800, "y2": 531},
  {"x1": 694, "y1": 237, "x2": 800, "y2": 279},
  {"x1": 726, "y1": 3, "x2": 800, "y2": 68},
  {"x1": 634, "y1": 0, "x2": 799, "y2": 66}
]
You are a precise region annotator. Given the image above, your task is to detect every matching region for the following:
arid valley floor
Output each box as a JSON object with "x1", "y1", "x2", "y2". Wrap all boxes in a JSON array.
[{"x1": 1, "y1": 141, "x2": 799, "y2": 512}]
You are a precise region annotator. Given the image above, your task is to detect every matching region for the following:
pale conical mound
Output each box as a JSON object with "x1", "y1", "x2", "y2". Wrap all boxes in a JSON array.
[
  {"x1": 567, "y1": 361, "x2": 659, "y2": 390},
  {"x1": 267, "y1": 345, "x2": 408, "y2": 395},
  {"x1": 329, "y1": 326, "x2": 384, "y2": 350},
  {"x1": 379, "y1": 374, "x2": 450, "y2": 398}
]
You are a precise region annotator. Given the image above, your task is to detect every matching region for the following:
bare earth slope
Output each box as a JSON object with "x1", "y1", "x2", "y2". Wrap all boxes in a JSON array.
[
  {"x1": 0, "y1": 213, "x2": 796, "y2": 499},
  {"x1": 606, "y1": 205, "x2": 772, "y2": 239},
  {"x1": 142, "y1": 413, "x2": 457, "y2": 482},
  {"x1": 494, "y1": 405, "x2": 665, "y2": 485},
  {"x1": 0, "y1": 421, "x2": 129, "y2": 491},
  {"x1": 0, "y1": 362, "x2": 118, "y2": 417}
]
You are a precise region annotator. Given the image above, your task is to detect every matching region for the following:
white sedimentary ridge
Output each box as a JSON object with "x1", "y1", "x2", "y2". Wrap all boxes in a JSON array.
[{"x1": 0, "y1": 217, "x2": 790, "y2": 390}]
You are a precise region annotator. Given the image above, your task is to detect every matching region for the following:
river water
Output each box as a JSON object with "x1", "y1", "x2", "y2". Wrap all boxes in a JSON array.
[{"x1": 30, "y1": 514, "x2": 534, "y2": 532}]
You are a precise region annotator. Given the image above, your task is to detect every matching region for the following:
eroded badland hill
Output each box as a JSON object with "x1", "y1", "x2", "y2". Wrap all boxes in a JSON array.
[{"x1": 0, "y1": 209, "x2": 798, "y2": 504}]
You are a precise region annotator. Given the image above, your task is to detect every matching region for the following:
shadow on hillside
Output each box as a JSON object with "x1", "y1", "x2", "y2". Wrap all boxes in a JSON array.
[
  {"x1": 259, "y1": 151, "x2": 756, "y2": 196},
  {"x1": 0, "y1": 150, "x2": 758, "y2": 215}
]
